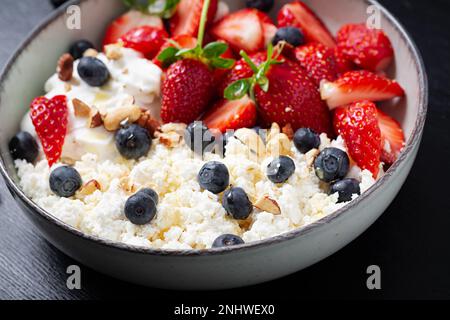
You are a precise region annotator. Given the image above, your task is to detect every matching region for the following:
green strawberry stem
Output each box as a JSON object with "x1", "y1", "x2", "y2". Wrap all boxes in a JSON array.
[{"x1": 197, "y1": 0, "x2": 211, "y2": 48}]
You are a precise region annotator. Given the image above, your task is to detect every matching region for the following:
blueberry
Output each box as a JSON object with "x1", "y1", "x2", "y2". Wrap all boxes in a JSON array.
[
  {"x1": 314, "y1": 148, "x2": 350, "y2": 183},
  {"x1": 267, "y1": 156, "x2": 296, "y2": 184},
  {"x1": 330, "y1": 178, "x2": 361, "y2": 203},
  {"x1": 294, "y1": 128, "x2": 320, "y2": 154},
  {"x1": 184, "y1": 122, "x2": 216, "y2": 155},
  {"x1": 212, "y1": 234, "x2": 245, "y2": 248},
  {"x1": 115, "y1": 124, "x2": 152, "y2": 160},
  {"x1": 138, "y1": 188, "x2": 159, "y2": 205},
  {"x1": 8, "y1": 131, "x2": 39, "y2": 163},
  {"x1": 124, "y1": 192, "x2": 157, "y2": 225},
  {"x1": 198, "y1": 161, "x2": 230, "y2": 194},
  {"x1": 49, "y1": 166, "x2": 82, "y2": 198},
  {"x1": 246, "y1": 0, "x2": 274, "y2": 12},
  {"x1": 69, "y1": 40, "x2": 95, "y2": 60},
  {"x1": 272, "y1": 27, "x2": 305, "y2": 47},
  {"x1": 222, "y1": 187, "x2": 253, "y2": 220},
  {"x1": 77, "y1": 56, "x2": 110, "y2": 87}
]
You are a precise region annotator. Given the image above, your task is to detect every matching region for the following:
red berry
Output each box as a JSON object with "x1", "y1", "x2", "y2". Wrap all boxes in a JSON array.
[
  {"x1": 120, "y1": 26, "x2": 168, "y2": 59},
  {"x1": 153, "y1": 34, "x2": 198, "y2": 68},
  {"x1": 377, "y1": 109, "x2": 405, "y2": 165},
  {"x1": 169, "y1": 0, "x2": 218, "y2": 37},
  {"x1": 30, "y1": 95, "x2": 68, "y2": 167},
  {"x1": 333, "y1": 100, "x2": 382, "y2": 177}
]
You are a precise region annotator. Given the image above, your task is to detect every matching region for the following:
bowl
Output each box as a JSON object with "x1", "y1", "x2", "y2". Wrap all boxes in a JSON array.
[{"x1": 0, "y1": 0, "x2": 427, "y2": 290}]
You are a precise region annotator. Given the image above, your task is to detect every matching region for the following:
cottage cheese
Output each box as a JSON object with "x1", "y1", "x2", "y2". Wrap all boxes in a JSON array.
[{"x1": 16, "y1": 125, "x2": 376, "y2": 250}]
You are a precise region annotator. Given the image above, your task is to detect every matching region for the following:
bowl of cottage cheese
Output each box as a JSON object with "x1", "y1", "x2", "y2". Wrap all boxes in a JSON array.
[{"x1": 0, "y1": 0, "x2": 427, "y2": 289}]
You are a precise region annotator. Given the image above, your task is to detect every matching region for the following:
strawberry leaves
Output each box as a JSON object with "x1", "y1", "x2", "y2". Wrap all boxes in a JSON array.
[{"x1": 123, "y1": 0, "x2": 181, "y2": 18}]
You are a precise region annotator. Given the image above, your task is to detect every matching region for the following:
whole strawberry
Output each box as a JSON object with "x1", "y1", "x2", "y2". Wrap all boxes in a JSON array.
[
  {"x1": 224, "y1": 44, "x2": 332, "y2": 135},
  {"x1": 333, "y1": 100, "x2": 381, "y2": 177},
  {"x1": 30, "y1": 95, "x2": 68, "y2": 166},
  {"x1": 337, "y1": 23, "x2": 394, "y2": 72},
  {"x1": 158, "y1": 0, "x2": 235, "y2": 124}
]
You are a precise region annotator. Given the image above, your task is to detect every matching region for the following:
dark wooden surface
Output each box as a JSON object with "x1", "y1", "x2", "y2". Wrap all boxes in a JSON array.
[{"x1": 1, "y1": 0, "x2": 449, "y2": 300}]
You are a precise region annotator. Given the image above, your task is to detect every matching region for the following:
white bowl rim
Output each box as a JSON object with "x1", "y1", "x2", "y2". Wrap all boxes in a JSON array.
[{"x1": 0, "y1": 0, "x2": 428, "y2": 257}]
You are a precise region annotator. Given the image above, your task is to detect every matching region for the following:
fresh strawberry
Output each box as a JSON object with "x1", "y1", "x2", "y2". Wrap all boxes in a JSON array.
[
  {"x1": 256, "y1": 11, "x2": 278, "y2": 47},
  {"x1": 218, "y1": 51, "x2": 267, "y2": 96},
  {"x1": 161, "y1": 59, "x2": 214, "y2": 123},
  {"x1": 320, "y1": 70, "x2": 405, "y2": 109},
  {"x1": 277, "y1": 1, "x2": 336, "y2": 48},
  {"x1": 377, "y1": 109, "x2": 405, "y2": 165},
  {"x1": 224, "y1": 45, "x2": 332, "y2": 134},
  {"x1": 294, "y1": 43, "x2": 337, "y2": 86},
  {"x1": 211, "y1": 9, "x2": 274, "y2": 53},
  {"x1": 103, "y1": 10, "x2": 163, "y2": 46},
  {"x1": 334, "y1": 47, "x2": 354, "y2": 75},
  {"x1": 119, "y1": 26, "x2": 168, "y2": 59},
  {"x1": 153, "y1": 35, "x2": 198, "y2": 68},
  {"x1": 203, "y1": 96, "x2": 257, "y2": 133},
  {"x1": 337, "y1": 23, "x2": 394, "y2": 72},
  {"x1": 30, "y1": 95, "x2": 68, "y2": 167},
  {"x1": 334, "y1": 100, "x2": 381, "y2": 177},
  {"x1": 169, "y1": 0, "x2": 218, "y2": 37},
  {"x1": 212, "y1": 41, "x2": 236, "y2": 86}
]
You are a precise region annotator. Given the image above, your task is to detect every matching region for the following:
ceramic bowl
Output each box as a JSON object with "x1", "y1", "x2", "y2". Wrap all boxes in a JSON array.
[{"x1": 0, "y1": 0, "x2": 427, "y2": 289}]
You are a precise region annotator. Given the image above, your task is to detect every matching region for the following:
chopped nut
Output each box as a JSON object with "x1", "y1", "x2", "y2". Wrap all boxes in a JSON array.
[
  {"x1": 305, "y1": 148, "x2": 320, "y2": 167},
  {"x1": 266, "y1": 123, "x2": 281, "y2": 142},
  {"x1": 78, "y1": 179, "x2": 102, "y2": 196},
  {"x1": 282, "y1": 123, "x2": 295, "y2": 140},
  {"x1": 234, "y1": 128, "x2": 266, "y2": 161},
  {"x1": 88, "y1": 107, "x2": 103, "y2": 128},
  {"x1": 57, "y1": 53, "x2": 74, "y2": 81},
  {"x1": 158, "y1": 131, "x2": 182, "y2": 148},
  {"x1": 72, "y1": 98, "x2": 91, "y2": 117},
  {"x1": 120, "y1": 177, "x2": 137, "y2": 193},
  {"x1": 105, "y1": 44, "x2": 123, "y2": 60},
  {"x1": 254, "y1": 195, "x2": 281, "y2": 215},
  {"x1": 64, "y1": 83, "x2": 72, "y2": 92},
  {"x1": 102, "y1": 104, "x2": 142, "y2": 131},
  {"x1": 83, "y1": 48, "x2": 98, "y2": 57},
  {"x1": 137, "y1": 110, "x2": 161, "y2": 137},
  {"x1": 266, "y1": 133, "x2": 292, "y2": 157}
]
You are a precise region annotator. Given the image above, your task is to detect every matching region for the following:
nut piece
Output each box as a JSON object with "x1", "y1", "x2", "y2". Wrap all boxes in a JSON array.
[
  {"x1": 105, "y1": 44, "x2": 123, "y2": 60},
  {"x1": 266, "y1": 132, "x2": 292, "y2": 157},
  {"x1": 57, "y1": 53, "x2": 74, "y2": 81},
  {"x1": 282, "y1": 123, "x2": 295, "y2": 140},
  {"x1": 88, "y1": 107, "x2": 103, "y2": 128},
  {"x1": 137, "y1": 110, "x2": 161, "y2": 137},
  {"x1": 305, "y1": 148, "x2": 320, "y2": 167},
  {"x1": 266, "y1": 123, "x2": 281, "y2": 142},
  {"x1": 83, "y1": 48, "x2": 98, "y2": 57},
  {"x1": 78, "y1": 179, "x2": 102, "y2": 196},
  {"x1": 234, "y1": 128, "x2": 266, "y2": 161},
  {"x1": 254, "y1": 195, "x2": 281, "y2": 215},
  {"x1": 102, "y1": 104, "x2": 142, "y2": 131},
  {"x1": 72, "y1": 98, "x2": 91, "y2": 117}
]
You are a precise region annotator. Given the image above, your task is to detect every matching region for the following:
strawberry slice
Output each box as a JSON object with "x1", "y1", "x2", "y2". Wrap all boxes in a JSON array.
[
  {"x1": 153, "y1": 34, "x2": 198, "y2": 68},
  {"x1": 277, "y1": 1, "x2": 336, "y2": 48},
  {"x1": 334, "y1": 100, "x2": 381, "y2": 177},
  {"x1": 294, "y1": 43, "x2": 338, "y2": 86},
  {"x1": 169, "y1": 0, "x2": 218, "y2": 37},
  {"x1": 103, "y1": 10, "x2": 164, "y2": 47},
  {"x1": 337, "y1": 23, "x2": 394, "y2": 72},
  {"x1": 203, "y1": 96, "x2": 257, "y2": 133},
  {"x1": 211, "y1": 9, "x2": 269, "y2": 53},
  {"x1": 320, "y1": 70, "x2": 405, "y2": 109},
  {"x1": 257, "y1": 11, "x2": 278, "y2": 47},
  {"x1": 30, "y1": 95, "x2": 68, "y2": 167},
  {"x1": 334, "y1": 47, "x2": 354, "y2": 75},
  {"x1": 120, "y1": 26, "x2": 168, "y2": 59},
  {"x1": 377, "y1": 109, "x2": 405, "y2": 165}
]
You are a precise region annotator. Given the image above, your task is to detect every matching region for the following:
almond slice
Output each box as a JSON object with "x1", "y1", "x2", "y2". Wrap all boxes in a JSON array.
[
  {"x1": 254, "y1": 195, "x2": 281, "y2": 215},
  {"x1": 105, "y1": 44, "x2": 123, "y2": 60},
  {"x1": 78, "y1": 179, "x2": 102, "y2": 196},
  {"x1": 73, "y1": 98, "x2": 91, "y2": 117},
  {"x1": 234, "y1": 128, "x2": 266, "y2": 161},
  {"x1": 266, "y1": 133, "x2": 292, "y2": 157},
  {"x1": 88, "y1": 107, "x2": 103, "y2": 128},
  {"x1": 102, "y1": 104, "x2": 141, "y2": 131}
]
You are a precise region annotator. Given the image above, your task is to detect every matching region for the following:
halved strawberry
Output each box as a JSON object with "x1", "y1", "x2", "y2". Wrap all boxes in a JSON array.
[
  {"x1": 103, "y1": 10, "x2": 164, "y2": 47},
  {"x1": 30, "y1": 95, "x2": 68, "y2": 167},
  {"x1": 320, "y1": 70, "x2": 405, "y2": 109},
  {"x1": 334, "y1": 100, "x2": 381, "y2": 177},
  {"x1": 203, "y1": 96, "x2": 257, "y2": 133},
  {"x1": 119, "y1": 26, "x2": 168, "y2": 59},
  {"x1": 153, "y1": 34, "x2": 198, "y2": 68},
  {"x1": 377, "y1": 109, "x2": 405, "y2": 165},
  {"x1": 334, "y1": 47, "x2": 354, "y2": 75},
  {"x1": 277, "y1": 1, "x2": 336, "y2": 48},
  {"x1": 294, "y1": 43, "x2": 337, "y2": 86},
  {"x1": 211, "y1": 9, "x2": 271, "y2": 53},
  {"x1": 256, "y1": 11, "x2": 278, "y2": 47},
  {"x1": 337, "y1": 23, "x2": 394, "y2": 72},
  {"x1": 169, "y1": 0, "x2": 218, "y2": 37}
]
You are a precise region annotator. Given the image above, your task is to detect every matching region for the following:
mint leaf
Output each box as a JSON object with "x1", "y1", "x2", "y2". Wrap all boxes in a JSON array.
[
  {"x1": 203, "y1": 42, "x2": 228, "y2": 59},
  {"x1": 224, "y1": 79, "x2": 251, "y2": 100},
  {"x1": 211, "y1": 57, "x2": 235, "y2": 69}
]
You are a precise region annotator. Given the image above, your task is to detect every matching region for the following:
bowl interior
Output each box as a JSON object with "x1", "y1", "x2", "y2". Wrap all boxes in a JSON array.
[{"x1": 0, "y1": 0, "x2": 425, "y2": 225}]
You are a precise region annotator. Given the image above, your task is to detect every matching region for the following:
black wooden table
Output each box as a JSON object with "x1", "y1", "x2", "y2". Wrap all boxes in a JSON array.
[{"x1": 1, "y1": 0, "x2": 449, "y2": 300}]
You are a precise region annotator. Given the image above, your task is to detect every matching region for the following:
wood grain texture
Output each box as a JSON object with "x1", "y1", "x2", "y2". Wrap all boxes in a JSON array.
[{"x1": 0, "y1": 0, "x2": 450, "y2": 300}]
